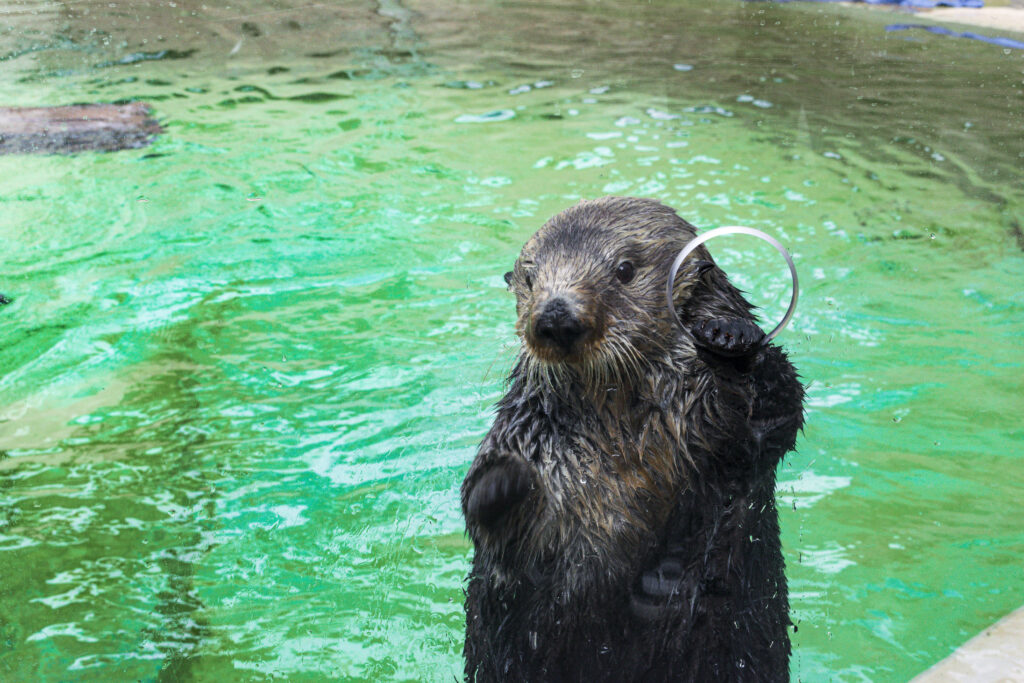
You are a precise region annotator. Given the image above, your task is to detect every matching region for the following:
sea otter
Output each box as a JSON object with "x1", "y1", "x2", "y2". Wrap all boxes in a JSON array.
[{"x1": 461, "y1": 197, "x2": 804, "y2": 682}]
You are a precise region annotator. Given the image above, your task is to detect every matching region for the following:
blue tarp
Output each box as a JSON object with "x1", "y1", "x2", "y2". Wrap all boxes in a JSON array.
[
  {"x1": 887, "y1": 23, "x2": 1024, "y2": 50},
  {"x1": 749, "y1": 0, "x2": 1024, "y2": 51},
  {"x1": 866, "y1": 0, "x2": 983, "y2": 8},
  {"x1": 754, "y1": 0, "x2": 984, "y2": 6}
]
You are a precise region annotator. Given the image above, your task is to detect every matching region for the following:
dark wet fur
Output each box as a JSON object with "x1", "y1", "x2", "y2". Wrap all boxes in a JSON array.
[{"x1": 462, "y1": 197, "x2": 805, "y2": 682}]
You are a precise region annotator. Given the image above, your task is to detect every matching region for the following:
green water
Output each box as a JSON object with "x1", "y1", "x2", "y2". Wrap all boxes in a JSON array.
[{"x1": 1, "y1": 1, "x2": 1022, "y2": 680}]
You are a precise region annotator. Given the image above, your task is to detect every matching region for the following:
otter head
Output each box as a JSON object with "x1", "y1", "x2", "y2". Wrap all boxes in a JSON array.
[{"x1": 505, "y1": 196, "x2": 711, "y2": 387}]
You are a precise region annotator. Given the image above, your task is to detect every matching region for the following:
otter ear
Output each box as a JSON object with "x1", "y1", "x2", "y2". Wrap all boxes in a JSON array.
[
  {"x1": 692, "y1": 260, "x2": 716, "y2": 278},
  {"x1": 671, "y1": 260, "x2": 717, "y2": 301},
  {"x1": 504, "y1": 271, "x2": 514, "y2": 287}
]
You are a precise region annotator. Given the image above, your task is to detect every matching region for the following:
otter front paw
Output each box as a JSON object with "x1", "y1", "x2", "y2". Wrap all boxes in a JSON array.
[
  {"x1": 630, "y1": 547, "x2": 701, "y2": 623},
  {"x1": 464, "y1": 459, "x2": 531, "y2": 528},
  {"x1": 692, "y1": 318, "x2": 765, "y2": 358},
  {"x1": 630, "y1": 557, "x2": 686, "y2": 620}
]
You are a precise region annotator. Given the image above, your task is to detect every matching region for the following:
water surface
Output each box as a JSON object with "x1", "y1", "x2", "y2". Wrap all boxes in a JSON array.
[{"x1": 1, "y1": 1, "x2": 1022, "y2": 680}]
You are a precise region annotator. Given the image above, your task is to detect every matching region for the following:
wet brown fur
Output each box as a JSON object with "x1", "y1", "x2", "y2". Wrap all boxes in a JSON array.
[{"x1": 462, "y1": 197, "x2": 804, "y2": 682}]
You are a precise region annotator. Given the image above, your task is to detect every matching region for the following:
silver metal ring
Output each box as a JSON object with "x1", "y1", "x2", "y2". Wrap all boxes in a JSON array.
[{"x1": 666, "y1": 226, "x2": 799, "y2": 343}]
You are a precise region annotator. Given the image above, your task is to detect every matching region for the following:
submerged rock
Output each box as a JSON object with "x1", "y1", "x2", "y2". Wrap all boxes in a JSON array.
[{"x1": 0, "y1": 102, "x2": 162, "y2": 155}]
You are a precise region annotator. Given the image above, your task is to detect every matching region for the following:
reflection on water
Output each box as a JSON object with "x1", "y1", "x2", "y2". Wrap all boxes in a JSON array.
[{"x1": 1, "y1": 0, "x2": 1022, "y2": 680}]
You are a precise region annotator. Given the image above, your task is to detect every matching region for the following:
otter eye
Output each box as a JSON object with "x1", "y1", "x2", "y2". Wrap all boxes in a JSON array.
[{"x1": 615, "y1": 261, "x2": 635, "y2": 284}]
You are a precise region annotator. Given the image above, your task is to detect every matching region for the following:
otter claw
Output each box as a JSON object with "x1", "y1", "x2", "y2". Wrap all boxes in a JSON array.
[
  {"x1": 630, "y1": 554, "x2": 691, "y2": 621},
  {"x1": 692, "y1": 318, "x2": 765, "y2": 357},
  {"x1": 640, "y1": 558, "x2": 684, "y2": 597},
  {"x1": 465, "y1": 459, "x2": 531, "y2": 528}
]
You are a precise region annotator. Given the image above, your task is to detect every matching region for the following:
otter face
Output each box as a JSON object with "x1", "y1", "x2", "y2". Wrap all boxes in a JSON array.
[{"x1": 505, "y1": 197, "x2": 700, "y2": 379}]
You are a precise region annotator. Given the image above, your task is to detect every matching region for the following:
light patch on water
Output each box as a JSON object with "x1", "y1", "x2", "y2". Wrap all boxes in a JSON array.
[
  {"x1": 699, "y1": 192, "x2": 731, "y2": 208},
  {"x1": 635, "y1": 180, "x2": 667, "y2": 195},
  {"x1": 684, "y1": 104, "x2": 733, "y2": 117},
  {"x1": 267, "y1": 366, "x2": 339, "y2": 388},
  {"x1": 344, "y1": 366, "x2": 418, "y2": 392},
  {"x1": 737, "y1": 94, "x2": 773, "y2": 108},
  {"x1": 32, "y1": 584, "x2": 89, "y2": 609},
  {"x1": 586, "y1": 131, "x2": 622, "y2": 140},
  {"x1": 554, "y1": 147, "x2": 614, "y2": 171},
  {"x1": 271, "y1": 504, "x2": 309, "y2": 529},
  {"x1": 221, "y1": 403, "x2": 281, "y2": 418},
  {"x1": 602, "y1": 180, "x2": 634, "y2": 194},
  {"x1": 38, "y1": 505, "x2": 98, "y2": 534},
  {"x1": 480, "y1": 176, "x2": 511, "y2": 187},
  {"x1": 454, "y1": 109, "x2": 515, "y2": 123},
  {"x1": 962, "y1": 288, "x2": 995, "y2": 309},
  {"x1": 0, "y1": 533, "x2": 39, "y2": 551},
  {"x1": 646, "y1": 108, "x2": 680, "y2": 121},
  {"x1": 68, "y1": 650, "x2": 164, "y2": 671},
  {"x1": 777, "y1": 471, "x2": 853, "y2": 509},
  {"x1": 860, "y1": 610, "x2": 900, "y2": 645},
  {"x1": 842, "y1": 326, "x2": 883, "y2": 348},
  {"x1": 27, "y1": 622, "x2": 100, "y2": 643},
  {"x1": 800, "y1": 544, "x2": 856, "y2": 575},
  {"x1": 139, "y1": 490, "x2": 192, "y2": 521},
  {"x1": 231, "y1": 633, "x2": 351, "y2": 678},
  {"x1": 806, "y1": 382, "x2": 861, "y2": 409}
]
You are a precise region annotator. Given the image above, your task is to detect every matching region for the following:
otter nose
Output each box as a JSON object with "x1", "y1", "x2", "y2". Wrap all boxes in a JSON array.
[{"x1": 535, "y1": 298, "x2": 586, "y2": 353}]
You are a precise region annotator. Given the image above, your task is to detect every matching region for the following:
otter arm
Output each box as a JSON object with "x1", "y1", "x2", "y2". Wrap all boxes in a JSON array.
[
  {"x1": 630, "y1": 322, "x2": 804, "y2": 620},
  {"x1": 691, "y1": 317, "x2": 804, "y2": 462},
  {"x1": 462, "y1": 451, "x2": 532, "y2": 530}
]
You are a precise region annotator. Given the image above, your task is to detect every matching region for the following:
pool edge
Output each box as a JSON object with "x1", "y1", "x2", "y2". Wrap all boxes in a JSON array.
[{"x1": 909, "y1": 604, "x2": 1024, "y2": 682}]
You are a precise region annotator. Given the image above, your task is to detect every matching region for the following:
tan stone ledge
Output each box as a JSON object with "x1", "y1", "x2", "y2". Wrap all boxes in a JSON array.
[{"x1": 910, "y1": 605, "x2": 1024, "y2": 683}]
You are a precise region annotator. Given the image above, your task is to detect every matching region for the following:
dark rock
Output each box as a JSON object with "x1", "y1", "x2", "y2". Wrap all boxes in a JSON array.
[{"x1": 0, "y1": 102, "x2": 163, "y2": 155}]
